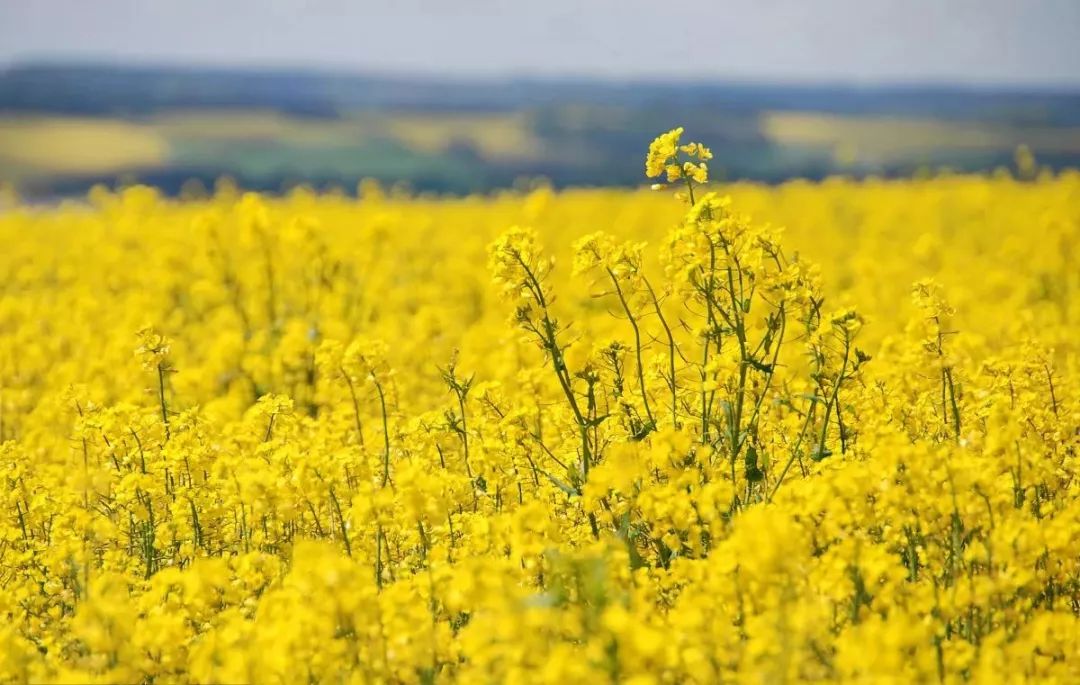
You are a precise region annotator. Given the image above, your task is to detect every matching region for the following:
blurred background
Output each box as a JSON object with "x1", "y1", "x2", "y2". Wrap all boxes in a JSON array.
[{"x1": 2, "y1": 0, "x2": 1079, "y2": 199}]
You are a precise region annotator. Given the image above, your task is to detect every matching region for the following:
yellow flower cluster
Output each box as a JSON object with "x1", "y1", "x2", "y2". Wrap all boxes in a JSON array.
[
  {"x1": 0, "y1": 131, "x2": 1078, "y2": 683},
  {"x1": 646, "y1": 127, "x2": 712, "y2": 188}
]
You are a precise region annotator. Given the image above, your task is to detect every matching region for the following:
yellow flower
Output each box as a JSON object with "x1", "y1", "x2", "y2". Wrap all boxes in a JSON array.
[{"x1": 645, "y1": 127, "x2": 683, "y2": 178}]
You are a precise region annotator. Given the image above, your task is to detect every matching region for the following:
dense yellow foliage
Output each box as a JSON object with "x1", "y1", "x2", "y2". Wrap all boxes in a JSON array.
[{"x1": 1, "y1": 130, "x2": 1078, "y2": 684}]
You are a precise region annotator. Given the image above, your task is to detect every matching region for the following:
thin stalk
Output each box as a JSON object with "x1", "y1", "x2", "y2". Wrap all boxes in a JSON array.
[
  {"x1": 157, "y1": 362, "x2": 170, "y2": 440},
  {"x1": 373, "y1": 379, "x2": 392, "y2": 488},
  {"x1": 606, "y1": 268, "x2": 655, "y2": 427},
  {"x1": 643, "y1": 276, "x2": 679, "y2": 428}
]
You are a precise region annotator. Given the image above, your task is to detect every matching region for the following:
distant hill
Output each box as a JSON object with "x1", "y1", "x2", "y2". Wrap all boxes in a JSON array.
[
  {"x1": 5, "y1": 63, "x2": 1080, "y2": 122},
  {"x1": 3, "y1": 63, "x2": 1080, "y2": 197}
]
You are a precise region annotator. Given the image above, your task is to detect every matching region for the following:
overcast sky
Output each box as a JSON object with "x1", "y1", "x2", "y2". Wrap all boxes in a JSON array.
[{"x1": 2, "y1": 0, "x2": 1079, "y2": 86}]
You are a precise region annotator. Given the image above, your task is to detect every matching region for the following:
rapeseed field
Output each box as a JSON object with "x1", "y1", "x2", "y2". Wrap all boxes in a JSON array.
[{"x1": 0, "y1": 129, "x2": 1077, "y2": 683}]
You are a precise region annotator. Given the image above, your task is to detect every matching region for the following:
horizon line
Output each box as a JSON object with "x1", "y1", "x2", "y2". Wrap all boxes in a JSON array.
[{"x1": 4, "y1": 56, "x2": 1080, "y2": 95}]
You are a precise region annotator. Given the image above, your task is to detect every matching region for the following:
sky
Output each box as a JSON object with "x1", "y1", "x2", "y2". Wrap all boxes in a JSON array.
[{"x1": 1, "y1": 0, "x2": 1079, "y2": 86}]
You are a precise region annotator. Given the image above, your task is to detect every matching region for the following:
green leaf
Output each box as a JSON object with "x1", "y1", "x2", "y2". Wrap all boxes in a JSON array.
[
  {"x1": 539, "y1": 468, "x2": 580, "y2": 497},
  {"x1": 810, "y1": 445, "x2": 833, "y2": 462}
]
